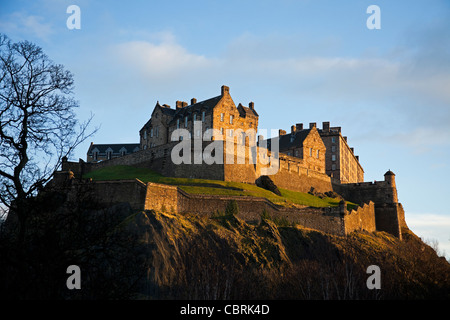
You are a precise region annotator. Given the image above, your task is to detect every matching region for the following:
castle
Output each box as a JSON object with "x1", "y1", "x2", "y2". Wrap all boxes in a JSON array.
[{"x1": 60, "y1": 85, "x2": 407, "y2": 239}]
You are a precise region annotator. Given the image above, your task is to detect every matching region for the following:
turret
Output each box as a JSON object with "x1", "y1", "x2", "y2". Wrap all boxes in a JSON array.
[{"x1": 384, "y1": 170, "x2": 398, "y2": 203}]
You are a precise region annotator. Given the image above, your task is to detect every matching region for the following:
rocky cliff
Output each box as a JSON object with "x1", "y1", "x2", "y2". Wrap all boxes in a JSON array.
[{"x1": 1, "y1": 188, "x2": 449, "y2": 300}]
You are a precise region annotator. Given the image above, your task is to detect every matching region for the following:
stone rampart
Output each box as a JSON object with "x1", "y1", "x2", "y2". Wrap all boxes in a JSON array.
[
  {"x1": 141, "y1": 181, "x2": 377, "y2": 236},
  {"x1": 65, "y1": 179, "x2": 147, "y2": 211},
  {"x1": 55, "y1": 174, "x2": 391, "y2": 237},
  {"x1": 343, "y1": 201, "x2": 376, "y2": 234}
]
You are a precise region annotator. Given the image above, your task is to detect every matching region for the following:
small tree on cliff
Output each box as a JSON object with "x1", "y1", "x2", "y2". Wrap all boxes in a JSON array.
[{"x1": 0, "y1": 34, "x2": 96, "y2": 240}]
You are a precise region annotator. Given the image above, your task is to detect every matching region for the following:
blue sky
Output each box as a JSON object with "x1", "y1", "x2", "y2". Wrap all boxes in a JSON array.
[{"x1": 1, "y1": 0, "x2": 450, "y2": 257}]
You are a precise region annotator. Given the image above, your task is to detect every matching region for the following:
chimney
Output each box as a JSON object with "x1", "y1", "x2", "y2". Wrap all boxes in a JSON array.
[
  {"x1": 322, "y1": 121, "x2": 330, "y2": 132},
  {"x1": 309, "y1": 122, "x2": 316, "y2": 129},
  {"x1": 221, "y1": 85, "x2": 230, "y2": 96},
  {"x1": 343, "y1": 136, "x2": 347, "y2": 142},
  {"x1": 249, "y1": 101, "x2": 254, "y2": 110},
  {"x1": 182, "y1": 101, "x2": 188, "y2": 108},
  {"x1": 257, "y1": 135, "x2": 264, "y2": 146},
  {"x1": 279, "y1": 129, "x2": 286, "y2": 136},
  {"x1": 191, "y1": 98, "x2": 197, "y2": 105},
  {"x1": 350, "y1": 147, "x2": 354, "y2": 153},
  {"x1": 296, "y1": 123, "x2": 303, "y2": 131},
  {"x1": 176, "y1": 101, "x2": 183, "y2": 109},
  {"x1": 291, "y1": 125, "x2": 296, "y2": 134},
  {"x1": 356, "y1": 156, "x2": 359, "y2": 161}
]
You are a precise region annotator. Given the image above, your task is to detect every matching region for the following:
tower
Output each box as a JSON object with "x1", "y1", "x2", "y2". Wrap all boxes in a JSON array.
[{"x1": 384, "y1": 170, "x2": 398, "y2": 204}]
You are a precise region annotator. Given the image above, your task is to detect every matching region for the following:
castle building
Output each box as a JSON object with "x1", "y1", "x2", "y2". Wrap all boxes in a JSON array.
[
  {"x1": 264, "y1": 125, "x2": 327, "y2": 174},
  {"x1": 139, "y1": 85, "x2": 259, "y2": 150},
  {"x1": 87, "y1": 143, "x2": 140, "y2": 162},
  {"x1": 264, "y1": 122, "x2": 364, "y2": 184},
  {"x1": 318, "y1": 122, "x2": 364, "y2": 183},
  {"x1": 86, "y1": 85, "x2": 364, "y2": 185}
]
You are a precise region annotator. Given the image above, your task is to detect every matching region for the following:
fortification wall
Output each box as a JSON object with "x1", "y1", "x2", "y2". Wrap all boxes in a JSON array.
[
  {"x1": 333, "y1": 180, "x2": 396, "y2": 205},
  {"x1": 65, "y1": 179, "x2": 147, "y2": 211},
  {"x1": 374, "y1": 203, "x2": 405, "y2": 240},
  {"x1": 141, "y1": 182, "x2": 381, "y2": 236},
  {"x1": 343, "y1": 201, "x2": 376, "y2": 234},
  {"x1": 144, "y1": 182, "x2": 179, "y2": 213},
  {"x1": 52, "y1": 173, "x2": 390, "y2": 237}
]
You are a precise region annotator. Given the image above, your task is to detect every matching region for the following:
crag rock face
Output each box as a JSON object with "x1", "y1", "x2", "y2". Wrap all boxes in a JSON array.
[{"x1": 255, "y1": 175, "x2": 281, "y2": 196}]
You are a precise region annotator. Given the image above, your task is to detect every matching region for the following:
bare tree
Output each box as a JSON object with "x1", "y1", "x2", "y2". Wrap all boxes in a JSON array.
[{"x1": 0, "y1": 33, "x2": 96, "y2": 241}]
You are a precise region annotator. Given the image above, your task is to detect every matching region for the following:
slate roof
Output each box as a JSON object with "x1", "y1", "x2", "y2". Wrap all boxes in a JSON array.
[
  {"x1": 237, "y1": 103, "x2": 259, "y2": 117},
  {"x1": 158, "y1": 103, "x2": 177, "y2": 116},
  {"x1": 266, "y1": 129, "x2": 312, "y2": 151},
  {"x1": 168, "y1": 95, "x2": 223, "y2": 125},
  {"x1": 88, "y1": 143, "x2": 140, "y2": 154}
]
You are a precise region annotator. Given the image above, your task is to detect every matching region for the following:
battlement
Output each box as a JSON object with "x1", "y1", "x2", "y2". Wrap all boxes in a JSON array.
[{"x1": 53, "y1": 176, "x2": 378, "y2": 237}]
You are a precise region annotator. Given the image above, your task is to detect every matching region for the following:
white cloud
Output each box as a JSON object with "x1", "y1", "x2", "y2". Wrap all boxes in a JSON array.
[
  {"x1": 407, "y1": 213, "x2": 450, "y2": 228},
  {"x1": 407, "y1": 212, "x2": 450, "y2": 259},
  {"x1": 0, "y1": 12, "x2": 54, "y2": 40},
  {"x1": 114, "y1": 37, "x2": 215, "y2": 80}
]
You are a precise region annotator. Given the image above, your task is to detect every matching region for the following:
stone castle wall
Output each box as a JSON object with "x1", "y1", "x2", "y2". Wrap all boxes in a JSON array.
[
  {"x1": 72, "y1": 179, "x2": 376, "y2": 237},
  {"x1": 65, "y1": 179, "x2": 148, "y2": 211},
  {"x1": 332, "y1": 180, "x2": 396, "y2": 205},
  {"x1": 343, "y1": 201, "x2": 376, "y2": 234}
]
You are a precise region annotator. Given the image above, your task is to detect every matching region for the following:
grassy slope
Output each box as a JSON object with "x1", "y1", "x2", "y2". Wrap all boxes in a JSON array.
[{"x1": 83, "y1": 165, "x2": 353, "y2": 208}]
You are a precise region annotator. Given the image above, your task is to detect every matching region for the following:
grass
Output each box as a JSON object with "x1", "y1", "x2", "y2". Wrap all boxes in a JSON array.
[{"x1": 83, "y1": 165, "x2": 355, "y2": 209}]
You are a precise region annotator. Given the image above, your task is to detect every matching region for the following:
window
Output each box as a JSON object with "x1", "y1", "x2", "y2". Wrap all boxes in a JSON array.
[
  {"x1": 150, "y1": 128, "x2": 153, "y2": 138},
  {"x1": 331, "y1": 137, "x2": 336, "y2": 144},
  {"x1": 229, "y1": 129, "x2": 233, "y2": 137},
  {"x1": 309, "y1": 148, "x2": 312, "y2": 156},
  {"x1": 202, "y1": 111, "x2": 206, "y2": 122},
  {"x1": 220, "y1": 127, "x2": 224, "y2": 135},
  {"x1": 196, "y1": 129, "x2": 201, "y2": 137},
  {"x1": 287, "y1": 152, "x2": 291, "y2": 156},
  {"x1": 295, "y1": 150, "x2": 299, "y2": 157},
  {"x1": 177, "y1": 119, "x2": 180, "y2": 129},
  {"x1": 107, "y1": 151, "x2": 112, "y2": 160},
  {"x1": 185, "y1": 116, "x2": 188, "y2": 127},
  {"x1": 332, "y1": 154, "x2": 336, "y2": 161},
  {"x1": 316, "y1": 150, "x2": 320, "y2": 158},
  {"x1": 220, "y1": 113, "x2": 224, "y2": 122},
  {"x1": 144, "y1": 131, "x2": 147, "y2": 140},
  {"x1": 331, "y1": 145, "x2": 336, "y2": 152},
  {"x1": 156, "y1": 127, "x2": 159, "y2": 137},
  {"x1": 332, "y1": 164, "x2": 336, "y2": 170},
  {"x1": 193, "y1": 114, "x2": 197, "y2": 122},
  {"x1": 93, "y1": 152, "x2": 98, "y2": 161},
  {"x1": 121, "y1": 150, "x2": 126, "y2": 156},
  {"x1": 230, "y1": 115, "x2": 234, "y2": 124}
]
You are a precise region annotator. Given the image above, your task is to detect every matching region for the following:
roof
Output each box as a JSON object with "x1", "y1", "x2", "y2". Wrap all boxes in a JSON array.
[
  {"x1": 158, "y1": 103, "x2": 177, "y2": 116},
  {"x1": 168, "y1": 95, "x2": 223, "y2": 125},
  {"x1": 237, "y1": 103, "x2": 259, "y2": 117},
  {"x1": 266, "y1": 129, "x2": 312, "y2": 151},
  {"x1": 140, "y1": 102, "x2": 177, "y2": 131},
  {"x1": 88, "y1": 143, "x2": 140, "y2": 154}
]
